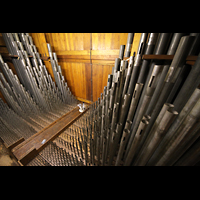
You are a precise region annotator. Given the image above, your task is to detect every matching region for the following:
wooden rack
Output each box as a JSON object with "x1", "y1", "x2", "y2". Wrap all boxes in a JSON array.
[
  {"x1": 1, "y1": 53, "x2": 197, "y2": 66},
  {"x1": 142, "y1": 54, "x2": 197, "y2": 66}
]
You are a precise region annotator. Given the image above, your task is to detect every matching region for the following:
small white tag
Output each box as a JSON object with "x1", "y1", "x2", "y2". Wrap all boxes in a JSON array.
[{"x1": 41, "y1": 139, "x2": 46, "y2": 144}]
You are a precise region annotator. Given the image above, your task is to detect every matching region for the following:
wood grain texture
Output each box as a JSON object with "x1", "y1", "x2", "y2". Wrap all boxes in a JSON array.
[
  {"x1": 92, "y1": 64, "x2": 113, "y2": 101},
  {"x1": 58, "y1": 61, "x2": 92, "y2": 100}
]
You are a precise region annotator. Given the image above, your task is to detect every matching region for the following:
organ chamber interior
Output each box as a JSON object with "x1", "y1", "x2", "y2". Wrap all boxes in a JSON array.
[{"x1": 0, "y1": 33, "x2": 200, "y2": 166}]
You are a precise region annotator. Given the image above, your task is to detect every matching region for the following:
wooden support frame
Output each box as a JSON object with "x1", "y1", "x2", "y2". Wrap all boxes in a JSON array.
[{"x1": 142, "y1": 54, "x2": 197, "y2": 65}]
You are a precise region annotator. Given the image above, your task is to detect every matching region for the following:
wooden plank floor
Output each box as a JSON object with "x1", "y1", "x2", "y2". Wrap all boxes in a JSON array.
[{"x1": 12, "y1": 106, "x2": 88, "y2": 165}]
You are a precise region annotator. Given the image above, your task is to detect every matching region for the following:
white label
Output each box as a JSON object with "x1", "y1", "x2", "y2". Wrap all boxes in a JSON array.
[{"x1": 41, "y1": 139, "x2": 46, "y2": 144}]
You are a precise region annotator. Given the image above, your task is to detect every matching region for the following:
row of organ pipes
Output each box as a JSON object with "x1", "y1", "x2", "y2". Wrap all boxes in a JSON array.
[{"x1": 0, "y1": 33, "x2": 200, "y2": 166}]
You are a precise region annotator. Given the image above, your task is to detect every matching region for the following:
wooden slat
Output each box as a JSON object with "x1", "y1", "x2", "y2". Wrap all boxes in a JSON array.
[
  {"x1": 91, "y1": 59, "x2": 115, "y2": 65},
  {"x1": 186, "y1": 55, "x2": 198, "y2": 61},
  {"x1": 56, "y1": 50, "x2": 90, "y2": 60},
  {"x1": 76, "y1": 97, "x2": 93, "y2": 104},
  {"x1": 12, "y1": 106, "x2": 88, "y2": 165},
  {"x1": 56, "y1": 50, "x2": 90, "y2": 56},
  {"x1": 142, "y1": 54, "x2": 174, "y2": 60},
  {"x1": 57, "y1": 58, "x2": 90, "y2": 63},
  {"x1": 142, "y1": 54, "x2": 198, "y2": 63}
]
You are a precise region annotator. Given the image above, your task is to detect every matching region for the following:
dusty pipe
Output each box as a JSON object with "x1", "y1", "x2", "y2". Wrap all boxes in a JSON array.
[
  {"x1": 173, "y1": 52, "x2": 200, "y2": 113},
  {"x1": 127, "y1": 33, "x2": 172, "y2": 156},
  {"x1": 125, "y1": 65, "x2": 162, "y2": 159},
  {"x1": 123, "y1": 119, "x2": 149, "y2": 166},
  {"x1": 137, "y1": 33, "x2": 158, "y2": 83},
  {"x1": 174, "y1": 136, "x2": 200, "y2": 166},
  {"x1": 119, "y1": 45, "x2": 125, "y2": 60},
  {"x1": 155, "y1": 97, "x2": 200, "y2": 166},
  {"x1": 142, "y1": 36, "x2": 195, "y2": 148},
  {"x1": 134, "y1": 110, "x2": 178, "y2": 166},
  {"x1": 124, "y1": 33, "x2": 134, "y2": 57},
  {"x1": 122, "y1": 56, "x2": 134, "y2": 96},
  {"x1": 126, "y1": 34, "x2": 149, "y2": 96},
  {"x1": 167, "y1": 120, "x2": 200, "y2": 166},
  {"x1": 108, "y1": 123, "x2": 123, "y2": 165},
  {"x1": 147, "y1": 88, "x2": 200, "y2": 165},
  {"x1": 135, "y1": 103, "x2": 174, "y2": 165}
]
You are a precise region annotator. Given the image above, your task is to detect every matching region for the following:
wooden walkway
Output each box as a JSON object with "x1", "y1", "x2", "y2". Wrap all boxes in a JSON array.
[{"x1": 12, "y1": 106, "x2": 88, "y2": 165}]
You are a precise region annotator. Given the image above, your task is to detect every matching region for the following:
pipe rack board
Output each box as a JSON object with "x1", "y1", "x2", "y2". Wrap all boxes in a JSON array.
[{"x1": 12, "y1": 106, "x2": 88, "y2": 165}]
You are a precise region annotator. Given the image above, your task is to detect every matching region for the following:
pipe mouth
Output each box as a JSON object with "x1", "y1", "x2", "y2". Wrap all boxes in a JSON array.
[
  {"x1": 171, "y1": 110, "x2": 179, "y2": 115},
  {"x1": 164, "y1": 103, "x2": 174, "y2": 107},
  {"x1": 141, "y1": 119, "x2": 149, "y2": 125},
  {"x1": 143, "y1": 114, "x2": 151, "y2": 121}
]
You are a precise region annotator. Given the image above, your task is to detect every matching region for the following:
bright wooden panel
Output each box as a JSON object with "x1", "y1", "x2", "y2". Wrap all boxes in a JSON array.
[
  {"x1": 29, "y1": 33, "x2": 49, "y2": 56},
  {"x1": 92, "y1": 33, "x2": 128, "y2": 50},
  {"x1": 45, "y1": 33, "x2": 91, "y2": 51},
  {"x1": 92, "y1": 64, "x2": 113, "y2": 102},
  {"x1": 58, "y1": 61, "x2": 91, "y2": 101}
]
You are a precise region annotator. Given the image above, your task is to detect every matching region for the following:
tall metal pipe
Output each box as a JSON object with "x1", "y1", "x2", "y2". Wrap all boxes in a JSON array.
[
  {"x1": 124, "y1": 33, "x2": 134, "y2": 57},
  {"x1": 147, "y1": 88, "x2": 200, "y2": 165},
  {"x1": 155, "y1": 97, "x2": 200, "y2": 166},
  {"x1": 133, "y1": 109, "x2": 178, "y2": 166}
]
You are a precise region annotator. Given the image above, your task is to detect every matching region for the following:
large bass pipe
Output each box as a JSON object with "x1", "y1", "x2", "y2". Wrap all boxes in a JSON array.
[
  {"x1": 174, "y1": 136, "x2": 200, "y2": 166},
  {"x1": 131, "y1": 35, "x2": 193, "y2": 155},
  {"x1": 147, "y1": 87, "x2": 200, "y2": 165},
  {"x1": 155, "y1": 97, "x2": 200, "y2": 166},
  {"x1": 124, "y1": 33, "x2": 172, "y2": 159},
  {"x1": 125, "y1": 35, "x2": 194, "y2": 160},
  {"x1": 140, "y1": 36, "x2": 195, "y2": 146}
]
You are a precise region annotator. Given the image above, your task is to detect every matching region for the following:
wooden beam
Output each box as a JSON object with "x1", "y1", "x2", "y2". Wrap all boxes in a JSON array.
[
  {"x1": 12, "y1": 106, "x2": 88, "y2": 165},
  {"x1": 142, "y1": 54, "x2": 174, "y2": 60},
  {"x1": 76, "y1": 97, "x2": 93, "y2": 104},
  {"x1": 142, "y1": 54, "x2": 198, "y2": 63}
]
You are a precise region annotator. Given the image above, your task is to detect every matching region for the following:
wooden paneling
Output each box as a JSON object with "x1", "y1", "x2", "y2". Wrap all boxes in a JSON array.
[
  {"x1": 58, "y1": 61, "x2": 91, "y2": 100},
  {"x1": 92, "y1": 64, "x2": 113, "y2": 102},
  {"x1": 45, "y1": 33, "x2": 91, "y2": 51},
  {"x1": 92, "y1": 33, "x2": 128, "y2": 50}
]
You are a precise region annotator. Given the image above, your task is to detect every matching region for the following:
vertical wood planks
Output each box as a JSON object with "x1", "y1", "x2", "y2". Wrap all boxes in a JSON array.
[{"x1": 92, "y1": 64, "x2": 113, "y2": 101}]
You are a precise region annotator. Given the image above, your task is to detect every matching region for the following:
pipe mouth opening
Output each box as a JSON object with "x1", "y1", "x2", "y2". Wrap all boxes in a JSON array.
[
  {"x1": 165, "y1": 103, "x2": 174, "y2": 107},
  {"x1": 141, "y1": 119, "x2": 149, "y2": 125},
  {"x1": 172, "y1": 110, "x2": 179, "y2": 115}
]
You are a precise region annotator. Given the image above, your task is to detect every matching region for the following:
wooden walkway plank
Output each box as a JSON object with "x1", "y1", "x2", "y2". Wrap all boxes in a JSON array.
[{"x1": 12, "y1": 106, "x2": 88, "y2": 165}]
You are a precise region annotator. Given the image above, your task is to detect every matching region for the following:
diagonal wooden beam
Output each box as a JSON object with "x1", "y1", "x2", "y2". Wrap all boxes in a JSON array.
[{"x1": 12, "y1": 106, "x2": 88, "y2": 165}]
